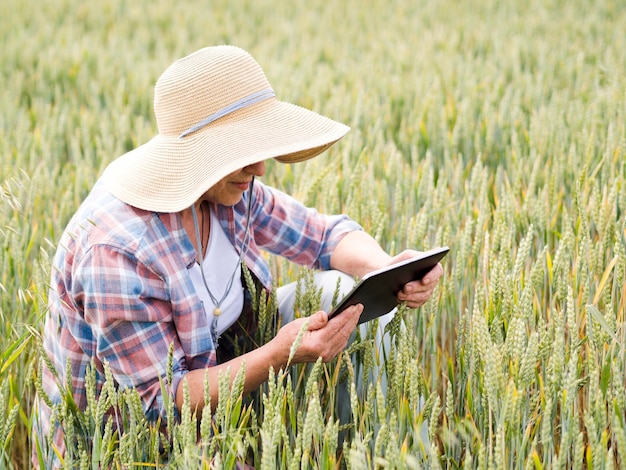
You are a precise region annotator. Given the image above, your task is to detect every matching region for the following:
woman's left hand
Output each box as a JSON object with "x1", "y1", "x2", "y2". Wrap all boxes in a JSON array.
[{"x1": 390, "y1": 249, "x2": 443, "y2": 308}]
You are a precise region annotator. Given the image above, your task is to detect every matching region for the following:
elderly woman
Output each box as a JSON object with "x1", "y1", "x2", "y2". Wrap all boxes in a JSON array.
[{"x1": 36, "y1": 45, "x2": 442, "y2": 464}]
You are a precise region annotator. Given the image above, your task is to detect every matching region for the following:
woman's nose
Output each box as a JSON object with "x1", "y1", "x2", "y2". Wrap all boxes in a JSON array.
[{"x1": 244, "y1": 161, "x2": 266, "y2": 176}]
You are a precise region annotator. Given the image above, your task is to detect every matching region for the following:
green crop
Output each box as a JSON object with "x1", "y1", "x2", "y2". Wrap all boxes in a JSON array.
[{"x1": 2, "y1": 0, "x2": 626, "y2": 467}]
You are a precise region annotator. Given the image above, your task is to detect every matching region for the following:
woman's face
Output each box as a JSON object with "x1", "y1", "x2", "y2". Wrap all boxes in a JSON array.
[{"x1": 202, "y1": 161, "x2": 266, "y2": 206}]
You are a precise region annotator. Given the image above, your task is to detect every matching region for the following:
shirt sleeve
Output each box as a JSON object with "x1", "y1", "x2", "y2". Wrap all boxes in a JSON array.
[
  {"x1": 72, "y1": 243, "x2": 191, "y2": 421},
  {"x1": 250, "y1": 183, "x2": 363, "y2": 270}
]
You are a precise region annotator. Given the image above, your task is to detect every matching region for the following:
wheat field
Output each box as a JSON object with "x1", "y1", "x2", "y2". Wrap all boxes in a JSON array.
[{"x1": 2, "y1": 0, "x2": 626, "y2": 468}]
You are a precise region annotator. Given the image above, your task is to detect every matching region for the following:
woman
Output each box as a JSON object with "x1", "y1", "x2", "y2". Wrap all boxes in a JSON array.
[{"x1": 36, "y1": 45, "x2": 442, "y2": 464}]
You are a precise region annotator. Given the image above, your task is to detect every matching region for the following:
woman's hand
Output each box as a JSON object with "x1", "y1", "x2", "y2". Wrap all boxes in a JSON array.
[
  {"x1": 271, "y1": 303, "x2": 362, "y2": 364},
  {"x1": 177, "y1": 303, "x2": 362, "y2": 413},
  {"x1": 390, "y1": 249, "x2": 443, "y2": 308}
]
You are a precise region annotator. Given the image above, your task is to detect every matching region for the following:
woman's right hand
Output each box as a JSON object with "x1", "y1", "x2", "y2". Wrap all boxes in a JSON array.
[
  {"x1": 271, "y1": 304, "x2": 363, "y2": 365},
  {"x1": 176, "y1": 304, "x2": 362, "y2": 413}
]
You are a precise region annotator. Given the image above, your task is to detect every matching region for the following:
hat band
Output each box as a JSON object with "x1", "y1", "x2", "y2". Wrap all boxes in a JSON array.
[{"x1": 178, "y1": 88, "x2": 276, "y2": 139}]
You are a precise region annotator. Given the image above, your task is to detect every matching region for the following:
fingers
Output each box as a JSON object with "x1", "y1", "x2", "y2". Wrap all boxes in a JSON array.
[
  {"x1": 307, "y1": 310, "x2": 329, "y2": 331},
  {"x1": 286, "y1": 304, "x2": 361, "y2": 364},
  {"x1": 397, "y1": 262, "x2": 443, "y2": 308},
  {"x1": 330, "y1": 303, "x2": 362, "y2": 341},
  {"x1": 392, "y1": 250, "x2": 418, "y2": 263},
  {"x1": 422, "y1": 262, "x2": 443, "y2": 285},
  {"x1": 318, "y1": 304, "x2": 361, "y2": 361}
]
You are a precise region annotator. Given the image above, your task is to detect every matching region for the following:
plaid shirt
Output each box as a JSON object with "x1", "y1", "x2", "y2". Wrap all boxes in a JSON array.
[{"x1": 36, "y1": 178, "x2": 361, "y2": 460}]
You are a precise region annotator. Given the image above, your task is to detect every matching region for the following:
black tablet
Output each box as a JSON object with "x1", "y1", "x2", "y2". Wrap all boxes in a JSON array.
[{"x1": 328, "y1": 246, "x2": 449, "y2": 324}]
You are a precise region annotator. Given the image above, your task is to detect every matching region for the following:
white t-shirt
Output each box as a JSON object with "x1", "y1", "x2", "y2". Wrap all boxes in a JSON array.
[{"x1": 189, "y1": 207, "x2": 244, "y2": 337}]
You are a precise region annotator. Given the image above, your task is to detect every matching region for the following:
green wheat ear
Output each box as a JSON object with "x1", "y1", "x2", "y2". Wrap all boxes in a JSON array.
[
  {"x1": 0, "y1": 379, "x2": 18, "y2": 451},
  {"x1": 287, "y1": 318, "x2": 310, "y2": 367},
  {"x1": 199, "y1": 372, "x2": 212, "y2": 447}
]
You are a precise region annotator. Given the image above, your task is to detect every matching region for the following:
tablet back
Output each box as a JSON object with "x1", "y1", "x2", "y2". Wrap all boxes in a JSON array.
[{"x1": 329, "y1": 246, "x2": 449, "y2": 324}]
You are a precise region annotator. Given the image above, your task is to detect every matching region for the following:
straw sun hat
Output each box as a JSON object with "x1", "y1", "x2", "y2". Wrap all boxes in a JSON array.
[{"x1": 103, "y1": 45, "x2": 350, "y2": 213}]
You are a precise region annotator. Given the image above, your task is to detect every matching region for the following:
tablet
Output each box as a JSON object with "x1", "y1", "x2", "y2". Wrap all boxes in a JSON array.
[{"x1": 328, "y1": 246, "x2": 449, "y2": 324}]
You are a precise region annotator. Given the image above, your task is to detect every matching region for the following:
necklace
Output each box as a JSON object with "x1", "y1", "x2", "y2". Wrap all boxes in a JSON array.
[{"x1": 190, "y1": 178, "x2": 254, "y2": 342}]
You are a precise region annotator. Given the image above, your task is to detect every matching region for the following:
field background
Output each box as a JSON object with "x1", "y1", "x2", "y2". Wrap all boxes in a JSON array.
[{"x1": 2, "y1": 0, "x2": 626, "y2": 468}]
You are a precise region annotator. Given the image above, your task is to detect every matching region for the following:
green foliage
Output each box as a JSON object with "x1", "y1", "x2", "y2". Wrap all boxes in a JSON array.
[{"x1": 2, "y1": 0, "x2": 626, "y2": 467}]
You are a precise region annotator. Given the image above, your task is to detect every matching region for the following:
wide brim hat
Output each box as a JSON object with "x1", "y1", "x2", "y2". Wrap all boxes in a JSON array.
[{"x1": 102, "y1": 45, "x2": 350, "y2": 213}]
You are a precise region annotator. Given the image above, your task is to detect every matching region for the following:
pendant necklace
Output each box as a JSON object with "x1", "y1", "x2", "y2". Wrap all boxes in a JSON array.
[{"x1": 190, "y1": 178, "x2": 254, "y2": 343}]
